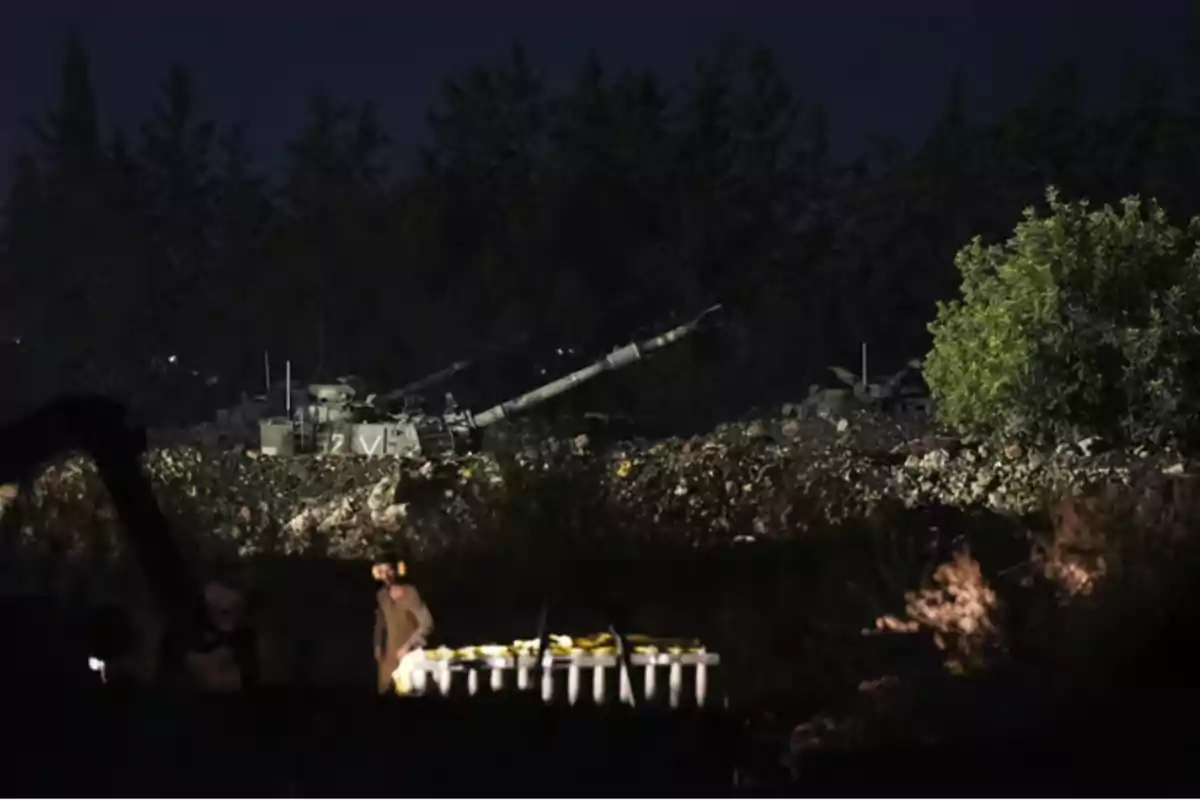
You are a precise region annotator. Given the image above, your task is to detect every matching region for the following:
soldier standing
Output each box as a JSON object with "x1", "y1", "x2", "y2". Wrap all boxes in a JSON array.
[{"x1": 372, "y1": 550, "x2": 435, "y2": 695}]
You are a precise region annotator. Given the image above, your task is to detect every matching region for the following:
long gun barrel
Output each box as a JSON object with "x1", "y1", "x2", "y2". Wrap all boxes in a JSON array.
[
  {"x1": 393, "y1": 360, "x2": 472, "y2": 398},
  {"x1": 470, "y1": 305, "x2": 721, "y2": 429},
  {"x1": 381, "y1": 333, "x2": 534, "y2": 404}
]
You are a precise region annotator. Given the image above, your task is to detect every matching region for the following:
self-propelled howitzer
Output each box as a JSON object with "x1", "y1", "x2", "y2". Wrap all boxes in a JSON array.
[{"x1": 258, "y1": 305, "x2": 721, "y2": 459}]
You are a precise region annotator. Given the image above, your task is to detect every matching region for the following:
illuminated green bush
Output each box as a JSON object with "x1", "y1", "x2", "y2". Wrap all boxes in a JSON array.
[{"x1": 926, "y1": 188, "x2": 1200, "y2": 446}]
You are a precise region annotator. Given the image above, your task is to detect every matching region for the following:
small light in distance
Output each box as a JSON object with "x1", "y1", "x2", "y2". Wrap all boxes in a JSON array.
[{"x1": 88, "y1": 656, "x2": 107, "y2": 683}]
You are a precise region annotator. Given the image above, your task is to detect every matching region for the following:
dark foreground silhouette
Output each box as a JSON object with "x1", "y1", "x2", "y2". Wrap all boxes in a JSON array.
[
  {"x1": 7, "y1": 682, "x2": 737, "y2": 794},
  {"x1": 2, "y1": 396, "x2": 1200, "y2": 795}
]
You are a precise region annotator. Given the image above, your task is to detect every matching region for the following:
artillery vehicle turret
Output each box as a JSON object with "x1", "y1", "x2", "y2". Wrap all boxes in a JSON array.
[{"x1": 259, "y1": 305, "x2": 722, "y2": 460}]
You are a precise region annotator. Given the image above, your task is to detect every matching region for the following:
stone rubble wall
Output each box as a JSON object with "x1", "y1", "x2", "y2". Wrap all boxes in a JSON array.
[{"x1": 4, "y1": 413, "x2": 1192, "y2": 565}]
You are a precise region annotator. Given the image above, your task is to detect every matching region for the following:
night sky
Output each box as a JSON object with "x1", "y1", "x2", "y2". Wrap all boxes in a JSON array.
[{"x1": 1, "y1": 0, "x2": 1192, "y2": 185}]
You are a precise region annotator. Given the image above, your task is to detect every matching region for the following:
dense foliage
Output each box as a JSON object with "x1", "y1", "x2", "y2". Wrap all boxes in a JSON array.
[
  {"x1": 926, "y1": 189, "x2": 1200, "y2": 447},
  {"x1": 6, "y1": 31, "x2": 1200, "y2": 431}
]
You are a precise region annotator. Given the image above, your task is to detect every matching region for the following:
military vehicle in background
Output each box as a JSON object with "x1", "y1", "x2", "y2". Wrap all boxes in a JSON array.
[
  {"x1": 258, "y1": 305, "x2": 723, "y2": 460},
  {"x1": 783, "y1": 356, "x2": 932, "y2": 423},
  {"x1": 198, "y1": 329, "x2": 535, "y2": 450}
]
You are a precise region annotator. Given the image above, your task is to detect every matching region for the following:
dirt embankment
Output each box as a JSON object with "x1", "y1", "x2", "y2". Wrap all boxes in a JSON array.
[{"x1": 4, "y1": 413, "x2": 1199, "y2": 776}]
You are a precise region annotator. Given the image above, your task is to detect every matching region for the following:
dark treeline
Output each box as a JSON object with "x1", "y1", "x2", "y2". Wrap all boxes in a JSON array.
[{"x1": 4, "y1": 31, "x2": 1200, "y2": 429}]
